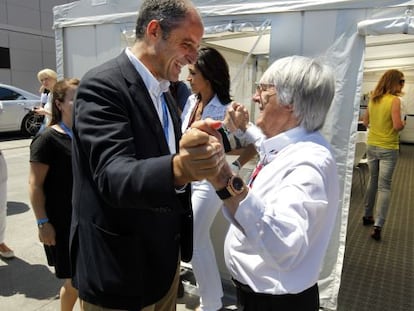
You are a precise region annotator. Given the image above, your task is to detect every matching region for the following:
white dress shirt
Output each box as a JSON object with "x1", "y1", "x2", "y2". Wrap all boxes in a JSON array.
[
  {"x1": 224, "y1": 126, "x2": 340, "y2": 295},
  {"x1": 181, "y1": 93, "x2": 228, "y2": 132},
  {"x1": 125, "y1": 48, "x2": 176, "y2": 153}
]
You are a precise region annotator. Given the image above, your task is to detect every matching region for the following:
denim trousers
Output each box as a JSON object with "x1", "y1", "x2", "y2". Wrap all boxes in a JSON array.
[{"x1": 364, "y1": 145, "x2": 399, "y2": 227}]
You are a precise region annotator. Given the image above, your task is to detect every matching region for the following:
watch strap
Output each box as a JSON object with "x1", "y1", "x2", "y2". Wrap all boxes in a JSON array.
[
  {"x1": 216, "y1": 175, "x2": 245, "y2": 200},
  {"x1": 216, "y1": 186, "x2": 232, "y2": 200}
]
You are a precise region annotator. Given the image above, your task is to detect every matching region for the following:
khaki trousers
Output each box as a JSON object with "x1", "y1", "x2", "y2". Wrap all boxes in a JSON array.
[{"x1": 81, "y1": 262, "x2": 180, "y2": 311}]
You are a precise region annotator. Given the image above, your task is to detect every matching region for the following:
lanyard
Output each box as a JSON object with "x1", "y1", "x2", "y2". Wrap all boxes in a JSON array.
[
  {"x1": 59, "y1": 121, "x2": 73, "y2": 139},
  {"x1": 161, "y1": 94, "x2": 169, "y2": 141}
]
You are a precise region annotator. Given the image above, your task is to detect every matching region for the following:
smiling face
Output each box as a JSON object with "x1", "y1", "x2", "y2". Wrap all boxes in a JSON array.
[
  {"x1": 186, "y1": 64, "x2": 210, "y2": 94},
  {"x1": 254, "y1": 84, "x2": 297, "y2": 138},
  {"x1": 150, "y1": 9, "x2": 204, "y2": 82}
]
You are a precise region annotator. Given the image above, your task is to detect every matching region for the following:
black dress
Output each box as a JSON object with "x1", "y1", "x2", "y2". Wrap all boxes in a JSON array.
[{"x1": 30, "y1": 127, "x2": 73, "y2": 278}]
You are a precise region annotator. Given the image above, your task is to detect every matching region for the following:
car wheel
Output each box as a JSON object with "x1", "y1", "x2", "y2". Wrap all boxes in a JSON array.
[{"x1": 21, "y1": 112, "x2": 44, "y2": 136}]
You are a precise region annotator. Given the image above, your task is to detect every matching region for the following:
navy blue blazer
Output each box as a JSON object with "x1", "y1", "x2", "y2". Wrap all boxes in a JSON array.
[{"x1": 70, "y1": 51, "x2": 192, "y2": 309}]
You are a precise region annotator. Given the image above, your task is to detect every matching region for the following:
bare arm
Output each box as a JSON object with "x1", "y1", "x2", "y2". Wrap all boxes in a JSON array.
[
  {"x1": 28, "y1": 162, "x2": 56, "y2": 246},
  {"x1": 34, "y1": 106, "x2": 52, "y2": 117},
  {"x1": 236, "y1": 143, "x2": 257, "y2": 167},
  {"x1": 391, "y1": 97, "x2": 405, "y2": 131}
]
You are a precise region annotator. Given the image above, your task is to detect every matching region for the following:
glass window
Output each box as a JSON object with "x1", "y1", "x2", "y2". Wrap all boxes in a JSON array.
[
  {"x1": 0, "y1": 47, "x2": 11, "y2": 69},
  {"x1": 0, "y1": 87, "x2": 22, "y2": 100}
]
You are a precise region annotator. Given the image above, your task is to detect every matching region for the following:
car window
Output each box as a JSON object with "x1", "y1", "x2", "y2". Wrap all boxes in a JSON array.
[{"x1": 0, "y1": 87, "x2": 25, "y2": 100}]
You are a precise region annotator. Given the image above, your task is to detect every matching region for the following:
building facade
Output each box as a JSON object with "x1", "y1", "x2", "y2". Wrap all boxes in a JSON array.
[{"x1": 0, "y1": 0, "x2": 72, "y2": 94}]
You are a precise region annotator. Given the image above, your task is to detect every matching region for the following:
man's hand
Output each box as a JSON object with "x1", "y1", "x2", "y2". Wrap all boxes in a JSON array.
[
  {"x1": 173, "y1": 119, "x2": 225, "y2": 185},
  {"x1": 224, "y1": 102, "x2": 250, "y2": 132}
]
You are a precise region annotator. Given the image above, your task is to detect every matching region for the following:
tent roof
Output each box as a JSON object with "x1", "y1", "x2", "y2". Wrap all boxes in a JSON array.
[{"x1": 53, "y1": 0, "x2": 414, "y2": 77}]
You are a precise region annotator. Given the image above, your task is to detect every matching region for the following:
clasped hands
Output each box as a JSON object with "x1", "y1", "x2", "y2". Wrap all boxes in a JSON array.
[
  {"x1": 173, "y1": 102, "x2": 251, "y2": 188},
  {"x1": 173, "y1": 119, "x2": 225, "y2": 186}
]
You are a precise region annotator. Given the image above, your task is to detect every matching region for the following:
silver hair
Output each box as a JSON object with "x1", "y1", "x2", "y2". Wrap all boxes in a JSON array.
[{"x1": 260, "y1": 55, "x2": 335, "y2": 132}]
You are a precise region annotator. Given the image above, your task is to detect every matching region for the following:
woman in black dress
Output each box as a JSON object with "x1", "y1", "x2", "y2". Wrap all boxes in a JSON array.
[{"x1": 29, "y1": 78, "x2": 80, "y2": 311}]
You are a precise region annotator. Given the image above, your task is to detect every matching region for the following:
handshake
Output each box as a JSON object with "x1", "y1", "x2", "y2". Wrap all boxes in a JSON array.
[{"x1": 173, "y1": 102, "x2": 251, "y2": 188}]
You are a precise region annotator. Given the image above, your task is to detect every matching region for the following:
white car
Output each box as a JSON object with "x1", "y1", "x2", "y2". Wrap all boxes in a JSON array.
[{"x1": 0, "y1": 83, "x2": 44, "y2": 136}]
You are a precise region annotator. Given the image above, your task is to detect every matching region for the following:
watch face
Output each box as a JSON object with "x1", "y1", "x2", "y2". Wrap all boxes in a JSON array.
[{"x1": 232, "y1": 176, "x2": 245, "y2": 192}]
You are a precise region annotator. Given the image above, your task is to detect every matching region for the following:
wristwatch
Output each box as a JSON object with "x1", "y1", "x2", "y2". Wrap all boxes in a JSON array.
[{"x1": 216, "y1": 175, "x2": 245, "y2": 200}]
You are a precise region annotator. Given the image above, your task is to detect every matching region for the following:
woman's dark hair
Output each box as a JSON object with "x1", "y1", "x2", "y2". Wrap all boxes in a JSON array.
[
  {"x1": 135, "y1": 0, "x2": 190, "y2": 40},
  {"x1": 195, "y1": 47, "x2": 232, "y2": 105}
]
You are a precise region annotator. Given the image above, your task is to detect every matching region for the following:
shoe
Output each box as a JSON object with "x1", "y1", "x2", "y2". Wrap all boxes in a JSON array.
[
  {"x1": 0, "y1": 243, "x2": 15, "y2": 259},
  {"x1": 362, "y1": 216, "x2": 375, "y2": 226},
  {"x1": 371, "y1": 226, "x2": 381, "y2": 241}
]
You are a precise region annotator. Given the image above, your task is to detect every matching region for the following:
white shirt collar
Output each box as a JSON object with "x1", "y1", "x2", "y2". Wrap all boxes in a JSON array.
[
  {"x1": 125, "y1": 48, "x2": 170, "y2": 97},
  {"x1": 260, "y1": 127, "x2": 308, "y2": 163}
]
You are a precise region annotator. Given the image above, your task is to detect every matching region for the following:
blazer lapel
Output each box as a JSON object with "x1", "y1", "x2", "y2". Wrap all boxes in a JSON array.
[{"x1": 116, "y1": 53, "x2": 170, "y2": 153}]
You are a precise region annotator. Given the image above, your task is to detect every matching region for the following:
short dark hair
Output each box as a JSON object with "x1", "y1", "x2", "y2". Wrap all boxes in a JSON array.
[
  {"x1": 195, "y1": 47, "x2": 232, "y2": 105},
  {"x1": 135, "y1": 0, "x2": 191, "y2": 40}
]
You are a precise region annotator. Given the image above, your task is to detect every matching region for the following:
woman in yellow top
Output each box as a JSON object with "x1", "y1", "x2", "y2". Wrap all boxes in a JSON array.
[{"x1": 362, "y1": 69, "x2": 405, "y2": 241}]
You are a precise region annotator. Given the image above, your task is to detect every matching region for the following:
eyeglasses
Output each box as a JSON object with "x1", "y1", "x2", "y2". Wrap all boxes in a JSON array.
[{"x1": 256, "y1": 84, "x2": 276, "y2": 107}]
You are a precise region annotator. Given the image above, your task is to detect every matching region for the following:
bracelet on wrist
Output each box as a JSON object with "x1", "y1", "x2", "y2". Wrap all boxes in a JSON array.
[{"x1": 37, "y1": 218, "x2": 49, "y2": 225}]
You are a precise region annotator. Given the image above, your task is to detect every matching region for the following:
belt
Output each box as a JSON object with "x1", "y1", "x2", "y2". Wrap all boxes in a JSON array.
[
  {"x1": 232, "y1": 278, "x2": 256, "y2": 294},
  {"x1": 232, "y1": 278, "x2": 319, "y2": 310},
  {"x1": 232, "y1": 278, "x2": 318, "y2": 298}
]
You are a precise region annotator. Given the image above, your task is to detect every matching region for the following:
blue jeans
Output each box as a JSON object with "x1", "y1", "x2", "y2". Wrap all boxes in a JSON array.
[{"x1": 364, "y1": 145, "x2": 399, "y2": 227}]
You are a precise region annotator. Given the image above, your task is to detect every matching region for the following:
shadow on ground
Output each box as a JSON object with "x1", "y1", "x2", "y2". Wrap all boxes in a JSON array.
[
  {"x1": 0, "y1": 257, "x2": 61, "y2": 300},
  {"x1": 7, "y1": 201, "x2": 30, "y2": 216}
]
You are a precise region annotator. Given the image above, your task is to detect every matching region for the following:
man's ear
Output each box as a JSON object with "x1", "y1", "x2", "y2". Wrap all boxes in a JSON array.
[{"x1": 146, "y1": 20, "x2": 162, "y2": 40}]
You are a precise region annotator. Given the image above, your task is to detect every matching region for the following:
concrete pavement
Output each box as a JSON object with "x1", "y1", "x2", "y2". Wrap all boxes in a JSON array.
[{"x1": 0, "y1": 135, "x2": 240, "y2": 311}]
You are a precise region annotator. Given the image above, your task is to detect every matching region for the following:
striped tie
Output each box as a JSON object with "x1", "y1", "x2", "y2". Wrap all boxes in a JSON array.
[{"x1": 247, "y1": 162, "x2": 263, "y2": 188}]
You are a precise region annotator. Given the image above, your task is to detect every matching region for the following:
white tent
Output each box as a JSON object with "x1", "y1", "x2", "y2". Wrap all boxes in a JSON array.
[{"x1": 53, "y1": 1, "x2": 414, "y2": 310}]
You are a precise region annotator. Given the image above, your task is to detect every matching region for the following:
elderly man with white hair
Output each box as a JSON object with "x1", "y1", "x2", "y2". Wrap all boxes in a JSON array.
[{"x1": 204, "y1": 55, "x2": 340, "y2": 311}]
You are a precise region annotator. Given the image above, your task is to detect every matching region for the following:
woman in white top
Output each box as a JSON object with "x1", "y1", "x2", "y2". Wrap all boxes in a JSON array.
[
  {"x1": 181, "y1": 47, "x2": 255, "y2": 311},
  {"x1": 35, "y1": 68, "x2": 57, "y2": 131}
]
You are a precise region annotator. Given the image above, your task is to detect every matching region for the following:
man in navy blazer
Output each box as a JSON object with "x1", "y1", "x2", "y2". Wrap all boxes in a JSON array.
[{"x1": 70, "y1": 1, "x2": 224, "y2": 310}]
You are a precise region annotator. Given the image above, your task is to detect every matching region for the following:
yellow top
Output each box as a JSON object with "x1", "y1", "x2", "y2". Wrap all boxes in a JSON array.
[{"x1": 367, "y1": 93, "x2": 399, "y2": 149}]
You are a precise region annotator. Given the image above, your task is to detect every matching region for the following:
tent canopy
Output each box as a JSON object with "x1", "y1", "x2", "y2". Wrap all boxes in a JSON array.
[
  {"x1": 54, "y1": 0, "x2": 414, "y2": 77},
  {"x1": 53, "y1": 1, "x2": 414, "y2": 310}
]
